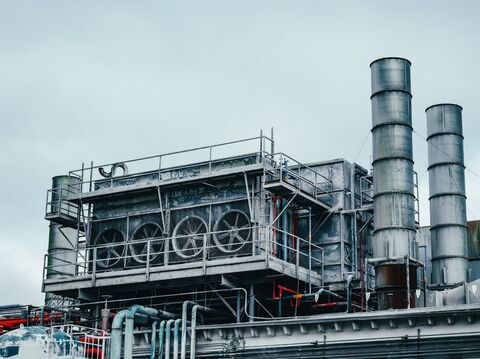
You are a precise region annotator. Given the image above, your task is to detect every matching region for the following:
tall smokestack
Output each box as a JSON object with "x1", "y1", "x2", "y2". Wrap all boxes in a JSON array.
[
  {"x1": 426, "y1": 104, "x2": 468, "y2": 287},
  {"x1": 370, "y1": 57, "x2": 417, "y2": 309}
]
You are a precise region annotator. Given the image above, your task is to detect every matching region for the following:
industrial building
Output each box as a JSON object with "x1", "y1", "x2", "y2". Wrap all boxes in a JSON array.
[{"x1": 2, "y1": 57, "x2": 480, "y2": 358}]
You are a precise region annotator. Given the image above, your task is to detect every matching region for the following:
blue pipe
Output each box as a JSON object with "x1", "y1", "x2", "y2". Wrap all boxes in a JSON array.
[
  {"x1": 150, "y1": 321, "x2": 158, "y2": 359},
  {"x1": 173, "y1": 318, "x2": 182, "y2": 359},
  {"x1": 190, "y1": 305, "x2": 215, "y2": 359},
  {"x1": 158, "y1": 321, "x2": 166, "y2": 359},
  {"x1": 180, "y1": 301, "x2": 197, "y2": 359},
  {"x1": 111, "y1": 305, "x2": 176, "y2": 359},
  {"x1": 111, "y1": 310, "x2": 129, "y2": 359},
  {"x1": 165, "y1": 319, "x2": 175, "y2": 358}
]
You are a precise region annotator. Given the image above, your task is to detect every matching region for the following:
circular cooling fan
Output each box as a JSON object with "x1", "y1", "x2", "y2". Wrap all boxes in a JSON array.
[
  {"x1": 213, "y1": 209, "x2": 251, "y2": 253},
  {"x1": 94, "y1": 229, "x2": 125, "y2": 268},
  {"x1": 129, "y1": 222, "x2": 165, "y2": 263},
  {"x1": 172, "y1": 215, "x2": 208, "y2": 259}
]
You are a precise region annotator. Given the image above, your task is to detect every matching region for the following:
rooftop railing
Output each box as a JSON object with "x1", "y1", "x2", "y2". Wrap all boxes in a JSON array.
[
  {"x1": 265, "y1": 152, "x2": 334, "y2": 207},
  {"x1": 65, "y1": 135, "x2": 275, "y2": 198},
  {"x1": 43, "y1": 224, "x2": 324, "y2": 288}
]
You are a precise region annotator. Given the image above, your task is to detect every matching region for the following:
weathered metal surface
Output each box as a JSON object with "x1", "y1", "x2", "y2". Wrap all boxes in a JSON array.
[
  {"x1": 426, "y1": 104, "x2": 468, "y2": 286},
  {"x1": 46, "y1": 175, "x2": 81, "y2": 280},
  {"x1": 468, "y1": 220, "x2": 480, "y2": 280},
  {"x1": 371, "y1": 57, "x2": 411, "y2": 95},
  {"x1": 192, "y1": 304, "x2": 480, "y2": 358},
  {"x1": 370, "y1": 57, "x2": 417, "y2": 310},
  {"x1": 375, "y1": 263, "x2": 417, "y2": 309},
  {"x1": 416, "y1": 226, "x2": 432, "y2": 285},
  {"x1": 370, "y1": 57, "x2": 416, "y2": 261},
  {"x1": 300, "y1": 159, "x2": 373, "y2": 286}
]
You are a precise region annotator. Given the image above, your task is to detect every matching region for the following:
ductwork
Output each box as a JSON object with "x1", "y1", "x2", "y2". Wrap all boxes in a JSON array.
[
  {"x1": 426, "y1": 103, "x2": 468, "y2": 287},
  {"x1": 370, "y1": 57, "x2": 417, "y2": 309}
]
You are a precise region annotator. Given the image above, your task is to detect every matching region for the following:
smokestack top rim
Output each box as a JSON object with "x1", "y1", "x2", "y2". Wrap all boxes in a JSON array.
[
  {"x1": 425, "y1": 103, "x2": 463, "y2": 112},
  {"x1": 369, "y1": 56, "x2": 412, "y2": 68},
  {"x1": 52, "y1": 174, "x2": 81, "y2": 181}
]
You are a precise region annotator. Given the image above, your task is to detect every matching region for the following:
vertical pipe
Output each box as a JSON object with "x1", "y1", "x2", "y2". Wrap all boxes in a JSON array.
[
  {"x1": 158, "y1": 321, "x2": 166, "y2": 359},
  {"x1": 150, "y1": 321, "x2": 158, "y2": 359},
  {"x1": 189, "y1": 305, "x2": 214, "y2": 359},
  {"x1": 406, "y1": 256, "x2": 411, "y2": 309},
  {"x1": 181, "y1": 301, "x2": 196, "y2": 359},
  {"x1": 189, "y1": 308, "x2": 199, "y2": 359},
  {"x1": 236, "y1": 292, "x2": 241, "y2": 323},
  {"x1": 291, "y1": 208, "x2": 295, "y2": 260},
  {"x1": 111, "y1": 310, "x2": 128, "y2": 359},
  {"x1": 165, "y1": 319, "x2": 175, "y2": 359},
  {"x1": 124, "y1": 312, "x2": 135, "y2": 359},
  {"x1": 426, "y1": 104, "x2": 468, "y2": 286},
  {"x1": 173, "y1": 319, "x2": 181, "y2": 359},
  {"x1": 270, "y1": 127, "x2": 274, "y2": 154},
  {"x1": 370, "y1": 57, "x2": 417, "y2": 309},
  {"x1": 308, "y1": 208, "x2": 312, "y2": 294},
  {"x1": 272, "y1": 197, "x2": 278, "y2": 257},
  {"x1": 248, "y1": 284, "x2": 255, "y2": 322},
  {"x1": 282, "y1": 199, "x2": 288, "y2": 261}
]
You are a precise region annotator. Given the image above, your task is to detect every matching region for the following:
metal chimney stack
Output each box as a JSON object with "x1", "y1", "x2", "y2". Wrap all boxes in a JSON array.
[
  {"x1": 370, "y1": 57, "x2": 417, "y2": 309},
  {"x1": 426, "y1": 104, "x2": 468, "y2": 287}
]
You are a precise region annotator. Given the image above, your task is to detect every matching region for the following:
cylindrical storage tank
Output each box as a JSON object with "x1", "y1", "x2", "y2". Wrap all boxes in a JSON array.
[
  {"x1": 46, "y1": 175, "x2": 81, "y2": 281},
  {"x1": 370, "y1": 57, "x2": 417, "y2": 309},
  {"x1": 426, "y1": 104, "x2": 468, "y2": 286}
]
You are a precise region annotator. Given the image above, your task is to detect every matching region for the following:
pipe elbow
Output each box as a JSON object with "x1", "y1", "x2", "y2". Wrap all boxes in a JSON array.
[{"x1": 112, "y1": 310, "x2": 129, "y2": 331}]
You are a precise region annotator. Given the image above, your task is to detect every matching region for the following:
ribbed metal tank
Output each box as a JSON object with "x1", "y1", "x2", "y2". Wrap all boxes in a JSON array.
[
  {"x1": 46, "y1": 175, "x2": 81, "y2": 280},
  {"x1": 370, "y1": 58, "x2": 416, "y2": 259},
  {"x1": 426, "y1": 104, "x2": 468, "y2": 286},
  {"x1": 370, "y1": 58, "x2": 417, "y2": 309}
]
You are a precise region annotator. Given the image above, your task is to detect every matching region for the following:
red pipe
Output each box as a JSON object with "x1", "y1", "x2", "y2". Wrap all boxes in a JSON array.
[
  {"x1": 312, "y1": 302, "x2": 346, "y2": 309},
  {"x1": 0, "y1": 318, "x2": 27, "y2": 329},
  {"x1": 272, "y1": 279, "x2": 302, "y2": 307}
]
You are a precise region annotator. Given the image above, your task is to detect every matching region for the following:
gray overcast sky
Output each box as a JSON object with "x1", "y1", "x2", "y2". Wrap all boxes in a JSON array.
[{"x1": 1, "y1": 1, "x2": 480, "y2": 305}]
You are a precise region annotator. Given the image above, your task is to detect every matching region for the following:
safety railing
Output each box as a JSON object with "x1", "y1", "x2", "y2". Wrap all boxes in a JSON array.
[
  {"x1": 47, "y1": 325, "x2": 110, "y2": 359},
  {"x1": 43, "y1": 225, "x2": 324, "y2": 288},
  {"x1": 45, "y1": 186, "x2": 81, "y2": 220},
  {"x1": 65, "y1": 135, "x2": 275, "y2": 198},
  {"x1": 264, "y1": 152, "x2": 334, "y2": 207},
  {"x1": 359, "y1": 174, "x2": 373, "y2": 206}
]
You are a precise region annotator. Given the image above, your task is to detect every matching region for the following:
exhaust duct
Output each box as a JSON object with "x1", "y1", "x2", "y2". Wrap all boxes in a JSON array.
[
  {"x1": 426, "y1": 104, "x2": 468, "y2": 287},
  {"x1": 370, "y1": 57, "x2": 417, "y2": 309}
]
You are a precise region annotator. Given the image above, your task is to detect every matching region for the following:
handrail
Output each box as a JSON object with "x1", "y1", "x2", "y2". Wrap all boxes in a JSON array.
[
  {"x1": 66, "y1": 135, "x2": 274, "y2": 196},
  {"x1": 265, "y1": 152, "x2": 334, "y2": 205},
  {"x1": 42, "y1": 225, "x2": 325, "y2": 284},
  {"x1": 69, "y1": 135, "x2": 273, "y2": 174},
  {"x1": 45, "y1": 187, "x2": 80, "y2": 218},
  {"x1": 89, "y1": 151, "x2": 264, "y2": 186},
  {"x1": 266, "y1": 152, "x2": 332, "y2": 185}
]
